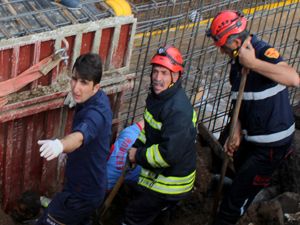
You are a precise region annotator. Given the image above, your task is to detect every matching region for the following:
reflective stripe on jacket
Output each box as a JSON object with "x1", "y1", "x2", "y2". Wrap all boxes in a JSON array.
[{"x1": 135, "y1": 80, "x2": 197, "y2": 196}]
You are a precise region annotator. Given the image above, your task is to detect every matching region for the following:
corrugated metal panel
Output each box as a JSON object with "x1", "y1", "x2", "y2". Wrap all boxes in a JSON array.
[{"x1": 0, "y1": 14, "x2": 136, "y2": 212}]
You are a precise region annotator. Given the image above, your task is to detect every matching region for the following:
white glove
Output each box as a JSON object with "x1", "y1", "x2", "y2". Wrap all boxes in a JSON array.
[
  {"x1": 38, "y1": 139, "x2": 63, "y2": 161},
  {"x1": 64, "y1": 92, "x2": 76, "y2": 108}
]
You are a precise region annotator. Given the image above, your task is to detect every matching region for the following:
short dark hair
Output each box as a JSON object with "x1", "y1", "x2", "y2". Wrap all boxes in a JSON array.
[
  {"x1": 226, "y1": 30, "x2": 249, "y2": 45},
  {"x1": 72, "y1": 53, "x2": 103, "y2": 84}
]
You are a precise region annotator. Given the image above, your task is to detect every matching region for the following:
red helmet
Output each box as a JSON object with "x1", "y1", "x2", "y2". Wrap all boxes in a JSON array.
[
  {"x1": 207, "y1": 10, "x2": 247, "y2": 47},
  {"x1": 150, "y1": 45, "x2": 184, "y2": 73}
]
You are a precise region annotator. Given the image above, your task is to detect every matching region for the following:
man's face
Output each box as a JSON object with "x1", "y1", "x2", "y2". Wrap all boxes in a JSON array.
[
  {"x1": 151, "y1": 65, "x2": 178, "y2": 95},
  {"x1": 71, "y1": 72, "x2": 100, "y2": 104}
]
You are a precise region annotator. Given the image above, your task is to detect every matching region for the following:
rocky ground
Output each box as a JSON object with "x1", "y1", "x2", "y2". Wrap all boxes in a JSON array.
[
  {"x1": 2, "y1": 128, "x2": 298, "y2": 225},
  {"x1": 1, "y1": 103, "x2": 300, "y2": 225}
]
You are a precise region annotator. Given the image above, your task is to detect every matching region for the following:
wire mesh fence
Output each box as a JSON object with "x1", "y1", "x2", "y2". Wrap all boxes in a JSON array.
[
  {"x1": 123, "y1": 0, "x2": 300, "y2": 137},
  {"x1": 0, "y1": 0, "x2": 113, "y2": 39},
  {"x1": 0, "y1": 0, "x2": 299, "y2": 137}
]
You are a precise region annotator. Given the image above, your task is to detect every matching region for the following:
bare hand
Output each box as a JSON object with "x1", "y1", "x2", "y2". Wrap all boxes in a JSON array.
[
  {"x1": 224, "y1": 123, "x2": 242, "y2": 157},
  {"x1": 128, "y1": 147, "x2": 137, "y2": 163},
  {"x1": 224, "y1": 135, "x2": 240, "y2": 157},
  {"x1": 238, "y1": 36, "x2": 257, "y2": 69}
]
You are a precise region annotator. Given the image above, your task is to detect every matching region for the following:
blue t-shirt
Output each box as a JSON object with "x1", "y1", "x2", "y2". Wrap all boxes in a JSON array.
[
  {"x1": 107, "y1": 123, "x2": 142, "y2": 190},
  {"x1": 65, "y1": 90, "x2": 112, "y2": 206}
]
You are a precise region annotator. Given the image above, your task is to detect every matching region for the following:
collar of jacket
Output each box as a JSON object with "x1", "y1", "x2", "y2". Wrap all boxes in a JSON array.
[
  {"x1": 75, "y1": 90, "x2": 102, "y2": 111},
  {"x1": 150, "y1": 79, "x2": 182, "y2": 100}
]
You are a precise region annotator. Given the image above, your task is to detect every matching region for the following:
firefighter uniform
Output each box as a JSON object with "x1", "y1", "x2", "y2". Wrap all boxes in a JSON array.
[
  {"x1": 122, "y1": 45, "x2": 197, "y2": 225},
  {"x1": 136, "y1": 79, "x2": 197, "y2": 196},
  {"x1": 214, "y1": 35, "x2": 295, "y2": 225}
]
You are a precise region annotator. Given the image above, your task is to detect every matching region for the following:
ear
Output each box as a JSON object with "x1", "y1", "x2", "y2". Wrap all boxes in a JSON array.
[
  {"x1": 93, "y1": 83, "x2": 100, "y2": 94},
  {"x1": 234, "y1": 38, "x2": 243, "y2": 47},
  {"x1": 172, "y1": 72, "x2": 180, "y2": 82}
]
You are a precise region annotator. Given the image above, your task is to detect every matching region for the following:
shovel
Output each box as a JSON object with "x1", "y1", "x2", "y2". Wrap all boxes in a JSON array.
[
  {"x1": 99, "y1": 156, "x2": 131, "y2": 219},
  {"x1": 208, "y1": 67, "x2": 249, "y2": 225}
]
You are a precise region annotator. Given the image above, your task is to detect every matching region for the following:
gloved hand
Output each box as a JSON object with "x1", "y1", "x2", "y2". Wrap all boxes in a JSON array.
[
  {"x1": 38, "y1": 139, "x2": 63, "y2": 161},
  {"x1": 64, "y1": 92, "x2": 76, "y2": 108}
]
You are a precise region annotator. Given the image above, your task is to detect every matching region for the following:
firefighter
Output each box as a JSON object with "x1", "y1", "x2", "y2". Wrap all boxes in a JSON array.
[
  {"x1": 122, "y1": 45, "x2": 197, "y2": 225},
  {"x1": 36, "y1": 53, "x2": 112, "y2": 225},
  {"x1": 206, "y1": 10, "x2": 299, "y2": 225}
]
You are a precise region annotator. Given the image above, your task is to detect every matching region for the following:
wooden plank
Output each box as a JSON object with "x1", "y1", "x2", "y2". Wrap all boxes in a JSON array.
[
  {"x1": 31, "y1": 41, "x2": 41, "y2": 88},
  {"x1": 2, "y1": 121, "x2": 14, "y2": 211},
  {"x1": 107, "y1": 24, "x2": 121, "y2": 70},
  {"x1": 0, "y1": 48, "x2": 12, "y2": 82},
  {"x1": 0, "y1": 97, "x2": 65, "y2": 123},
  {"x1": 0, "y1": 17, "x2": 136, "y2": 50},
  {"x1": 80, "y1": 32, "x2": 95, "y2": 55},
  {"x1": 112, "y1": 24, "x2": 130, "y2": 69},
  {"x1": 28, "y1": 2, "x2": 57, "y2": 30},
  {"x1": 71, "y1": 33, "x2": 82, "y2": 68},
  {"x1": 123, "y1": 22, "x2": 136, "y2": 69},
  {"x1": 0, "y1": 123, "x2": 6, "y2": 194},
  {"x1": 0, "y1": 24, "x2": 10, "y2": 39},
  {"x1": 99, "y1": 28, "x2": 114, "y2": 67},
  {"x1": 61, "y1": 8, "x2": 78, "y2": 25},
  {"x1": 2, "y1": 0, "x2": 31, "y2": 32},
  {"x1": 91, "y1": 29, "x2": 102, "y2": 54},
  {"x1": 11, "y1": 46, "x2": 20, "y2": 78},
  {"x1": 40, "y1": 109, "x2": 61, "y2": 195},
  {"x1": 40, "y1": 39, "x2": 56, "y2": 85},
  {"x1": 23, "y1": 117, "x2": 35, "y2": 190}
]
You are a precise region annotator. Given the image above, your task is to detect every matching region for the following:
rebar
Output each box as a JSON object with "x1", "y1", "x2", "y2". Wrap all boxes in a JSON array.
[
  {"x1": 0, "y1": 0, "x2": 112, "y2": 39},
  {"x1": 123, "y1": 0, "x2": 300, "y2": 135},
  {"x1": 0, "y1": 0, "x2": 299, "y2": 135}
]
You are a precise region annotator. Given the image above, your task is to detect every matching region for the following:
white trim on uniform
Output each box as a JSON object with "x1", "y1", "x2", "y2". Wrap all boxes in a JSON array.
[
  {"x1": 231, "y1": 84, "x2": 286, "y2": 100},
  {"x1": 243, "y1": 123, "x2": 295, "y2": 143}
]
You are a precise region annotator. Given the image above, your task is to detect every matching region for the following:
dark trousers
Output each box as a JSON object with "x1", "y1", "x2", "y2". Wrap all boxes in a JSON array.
[
  {"x1": 35, "y1": 191, "x2": 98, "y2": 225},
  {"x1": 122, "y1": 185, "x2": 179, "y2": 225},
  {"x1": 213, "y1": 140, "x2": 292, "y2": 225}
]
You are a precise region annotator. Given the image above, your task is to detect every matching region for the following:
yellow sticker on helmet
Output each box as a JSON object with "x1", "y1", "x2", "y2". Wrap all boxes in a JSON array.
[{"x1": 264, "y1": 48, "x2": 280, "y2": 59}]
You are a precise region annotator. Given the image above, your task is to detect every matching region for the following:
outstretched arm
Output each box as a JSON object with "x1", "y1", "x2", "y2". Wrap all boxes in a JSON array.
[
  {"x1": 38, "y1": 132, "x2": 83, "y2": 161},
  {"x1": 60, "y1": 132, "x2": 84, "y2": 153}
]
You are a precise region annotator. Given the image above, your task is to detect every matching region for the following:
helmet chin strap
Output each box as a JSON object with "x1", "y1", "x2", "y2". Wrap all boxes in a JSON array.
[
  {"x1": 232, "y1": 34, "x2": 250, "y2": 59},
  {"x1": 168, "y1": 71, "x2": 182, "y2": 88},
  {"x1": 232, "y1": 47, "x2": 240, "y2": 58}
]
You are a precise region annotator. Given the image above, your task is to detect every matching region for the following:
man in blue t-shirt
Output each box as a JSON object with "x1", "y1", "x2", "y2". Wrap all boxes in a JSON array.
[
  {"x1": 207, "y1": 10, "x2": 299, "y2": 225},
  {"x1": 36, "y1": 53, "x2": 112, "y2": 225}
]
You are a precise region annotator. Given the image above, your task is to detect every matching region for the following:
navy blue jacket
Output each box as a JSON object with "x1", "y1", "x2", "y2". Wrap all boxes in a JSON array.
[
  {"x1": 230, "y1": 35, "x2": 295, "y2": 146},
  {"x1": 65, "y1": 90, "x2": 112, "y2": 206},
  {"x1": 134, "y1": 80, "x2": 197, "y2": 198}
]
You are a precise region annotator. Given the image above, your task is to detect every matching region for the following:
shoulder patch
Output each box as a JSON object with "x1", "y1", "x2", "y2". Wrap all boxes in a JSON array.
[{"x1": 264, "y1": 48, "x2": 280, "y2": 59}]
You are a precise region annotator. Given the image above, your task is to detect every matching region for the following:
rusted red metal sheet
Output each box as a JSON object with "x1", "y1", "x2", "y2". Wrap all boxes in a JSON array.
[{"x1": 0, "y1": 16, "x2": 136, "y2": 212}]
